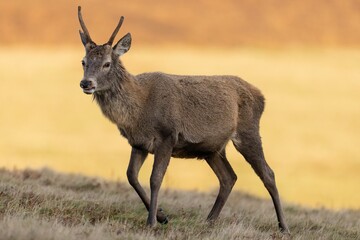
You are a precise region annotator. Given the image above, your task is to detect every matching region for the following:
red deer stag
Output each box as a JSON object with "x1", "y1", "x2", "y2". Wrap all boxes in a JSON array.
[{"x1": 77, "y1": 6, "x2": 289, "y2": 233}]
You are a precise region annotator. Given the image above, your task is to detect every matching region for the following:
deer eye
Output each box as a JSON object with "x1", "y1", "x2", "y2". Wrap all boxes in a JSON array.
[
  {"x1": 81, "y1": 60, "x2": 85, "y2": 67},
  {"x1": 103, "y1": 62, "x2": 111, "y2": 68}
]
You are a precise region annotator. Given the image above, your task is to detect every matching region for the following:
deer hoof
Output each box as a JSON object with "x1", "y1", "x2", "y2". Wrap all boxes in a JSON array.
[
  {"x1": 279, "y1": 223, "x2": 290, "y2": 235},
  {"x1": 280, "y1": 227, "x2": 291, "y2": 235},
  {"x1": 157, "y1": 208, "x2": 169, "y2": 224},
  {"x1": 160, "y1": 216, "x2": 169, "y2": 225}
]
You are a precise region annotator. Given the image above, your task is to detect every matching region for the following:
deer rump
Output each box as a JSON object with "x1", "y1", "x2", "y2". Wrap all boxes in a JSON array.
[{"x1": 119, "y1": 72, "x2": 261, "y2": 160}]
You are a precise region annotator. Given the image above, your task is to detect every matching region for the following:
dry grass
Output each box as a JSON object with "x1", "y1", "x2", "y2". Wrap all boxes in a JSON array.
[{"x1": 0, "y1": 168, "x2": 359, "y2": 240}]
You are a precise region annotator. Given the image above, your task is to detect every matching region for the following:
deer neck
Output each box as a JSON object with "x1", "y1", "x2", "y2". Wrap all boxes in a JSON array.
[{"x1": 94, "y1": 61, "x2": 145, "y2": 129}]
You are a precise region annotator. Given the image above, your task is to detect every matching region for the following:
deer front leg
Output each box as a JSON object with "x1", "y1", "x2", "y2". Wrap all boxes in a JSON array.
[
  {"x1": 127, "y1": 147, "x2": 168, "y2": 224},
  {"x1": 147, "y1": 138, "x2": 173, "y2": 227}
]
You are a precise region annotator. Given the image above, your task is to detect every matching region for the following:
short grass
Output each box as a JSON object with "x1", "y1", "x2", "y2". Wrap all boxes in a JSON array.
[
  {"x1": 0, "y1": 168, "x2": 359, "y2": 240},
  {"x1": 0, "y1": 47, "x2": 359, "y2": 210}
]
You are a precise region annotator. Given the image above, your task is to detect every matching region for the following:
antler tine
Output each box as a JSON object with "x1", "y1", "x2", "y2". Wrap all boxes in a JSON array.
[
  {"x1": 78, "y1": 6, "x2": 93, "y2": 42},
  {"x1": 107, "y1": 16, "x2": 124, "y2": 46}
]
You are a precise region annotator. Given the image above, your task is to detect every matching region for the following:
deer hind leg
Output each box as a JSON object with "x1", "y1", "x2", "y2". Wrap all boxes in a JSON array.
[
  {"x1": 232, "y1": 130, "x2": 289, "y2": 233},
  {"x1": 127, "y1": 147, "x2": 168, "y2": 224},
  {"x1": 205, "y1": 150, "x2": 237, "y2": 221}
]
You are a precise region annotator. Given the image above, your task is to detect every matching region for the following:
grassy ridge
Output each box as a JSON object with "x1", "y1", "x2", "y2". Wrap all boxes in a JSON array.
[
  {"x1": 1, "y1": 0, "x2": 360, "y2": 47},
  {"x1": 0, "y1": 168, "x2": 358, "y2": 240}
]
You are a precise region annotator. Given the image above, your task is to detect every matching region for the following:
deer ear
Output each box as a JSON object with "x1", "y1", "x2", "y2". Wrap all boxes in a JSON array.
[{"x1": 113, "y1": 33, "x2": 131, "y2": 56}]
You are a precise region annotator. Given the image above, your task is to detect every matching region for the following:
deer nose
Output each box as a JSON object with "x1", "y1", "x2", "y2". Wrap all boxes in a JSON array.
[{"x1": 80, "y1": 80, "x2": 91, "y2": 89}]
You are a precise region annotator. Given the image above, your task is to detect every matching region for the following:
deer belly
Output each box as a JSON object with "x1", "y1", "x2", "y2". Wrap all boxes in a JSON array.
[{"x1": 171, "y1": 141, "x2": 224, "y2": 159}]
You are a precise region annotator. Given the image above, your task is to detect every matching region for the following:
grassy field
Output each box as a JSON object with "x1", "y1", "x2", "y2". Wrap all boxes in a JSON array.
[
  {"x1": 0, "y1": 168, "x2": 359, "y2": 240},
  {"x1": 0, "y1": 46, "x2": 359, "y2": 211}
]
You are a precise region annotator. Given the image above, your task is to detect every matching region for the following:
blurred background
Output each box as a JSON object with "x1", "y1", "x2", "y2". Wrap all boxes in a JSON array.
[{"x1": 0, "y1": 0, "x2": 359, "y2": 209}]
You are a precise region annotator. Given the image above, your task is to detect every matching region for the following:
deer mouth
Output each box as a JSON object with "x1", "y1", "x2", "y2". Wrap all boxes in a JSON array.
[
  {"x1": 82, "y1": 87, "x2": 96, "y2": 94},
  {"x1": 80, "y1": 79, "x2": 96, "y2": 94}
]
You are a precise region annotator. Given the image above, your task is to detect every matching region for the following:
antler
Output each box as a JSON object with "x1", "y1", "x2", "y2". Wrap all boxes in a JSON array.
[
  {"x1": 78, "y1": 6, "x2": 93, "y2": 44},
  {"x1": 107, "y1": 16, "x2": 124, "y2": 46}
]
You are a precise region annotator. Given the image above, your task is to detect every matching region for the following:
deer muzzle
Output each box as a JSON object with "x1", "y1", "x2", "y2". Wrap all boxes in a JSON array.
[{"x1": 80, "y1": 79, "x2": 96, "y2": 94}]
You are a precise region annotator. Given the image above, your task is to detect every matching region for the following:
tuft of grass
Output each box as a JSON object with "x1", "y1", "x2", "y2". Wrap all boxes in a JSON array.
[{"x1": 0, "y1": 168, "x2": 359, "y2": 240}]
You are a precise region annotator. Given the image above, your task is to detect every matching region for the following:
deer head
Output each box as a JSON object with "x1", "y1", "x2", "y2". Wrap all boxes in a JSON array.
[{"x1": 78, "y1": 6, "x2": 132, "y2": 94}]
